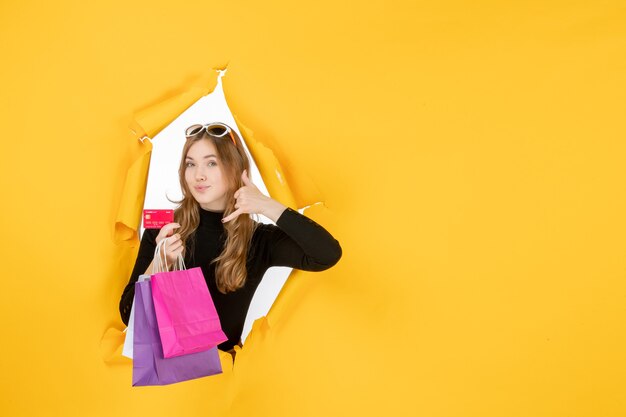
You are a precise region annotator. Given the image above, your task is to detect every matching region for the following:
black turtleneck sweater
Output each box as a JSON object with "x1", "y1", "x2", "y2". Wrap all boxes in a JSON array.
[{"x1": 119, "y1": 206, "x2": 342, "y2": 351}]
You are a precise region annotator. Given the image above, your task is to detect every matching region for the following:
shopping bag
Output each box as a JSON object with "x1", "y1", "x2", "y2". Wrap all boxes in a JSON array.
[
  {"x1": 151, "y1": 266, "x2": 228, "y2": 358},
  {"x1": 132, "y1": 278, "x2": 223, "y2": 386},
  {"x1": 149, "y1": 236, "x2": 227, "y2": 358},
  {"x1": 122, "y1": 274, "x2": 150, "y2": 359},
  {"x1": 123, "y1": 235, "x2": 188, "y2": 359}
]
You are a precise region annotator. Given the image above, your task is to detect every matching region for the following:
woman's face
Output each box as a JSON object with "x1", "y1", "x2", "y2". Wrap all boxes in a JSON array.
[{"x1": 184, "y1": 138, "x2": 230, "y2": 211}]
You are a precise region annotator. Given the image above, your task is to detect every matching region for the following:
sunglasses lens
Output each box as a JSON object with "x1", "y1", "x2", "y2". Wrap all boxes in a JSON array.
[
  {"x1": 207, "y1": 125, "x2": 228, "y2": 137},
  {"x1": 186, "y1": 125, "x2": 203, "y2": 136}
]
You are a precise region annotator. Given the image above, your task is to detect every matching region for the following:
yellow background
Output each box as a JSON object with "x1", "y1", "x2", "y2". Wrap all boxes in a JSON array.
[{"x1": 1, "y1": 1, "x2": 625, "y2": 416}]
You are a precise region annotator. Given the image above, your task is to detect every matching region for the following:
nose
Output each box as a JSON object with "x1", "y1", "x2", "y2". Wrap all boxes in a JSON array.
[{"x1": 195, "y1": 165, "x2": 208, "y2": 181}]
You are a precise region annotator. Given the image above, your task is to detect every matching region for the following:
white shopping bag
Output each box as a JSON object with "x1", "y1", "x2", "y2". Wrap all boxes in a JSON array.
[{"x1": 122, "y1": 274, "x2": 151, "y2": 359}]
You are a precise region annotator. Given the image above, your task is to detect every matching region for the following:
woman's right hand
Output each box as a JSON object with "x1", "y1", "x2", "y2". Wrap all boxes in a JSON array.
[{"x1": 155, "y1": 223, "x2": 184, "y2": 269}]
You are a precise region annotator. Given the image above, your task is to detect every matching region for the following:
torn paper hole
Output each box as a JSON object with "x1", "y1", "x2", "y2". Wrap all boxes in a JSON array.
[{"x1": 140, "y1": 70, "x2": 296, "y2": 349}]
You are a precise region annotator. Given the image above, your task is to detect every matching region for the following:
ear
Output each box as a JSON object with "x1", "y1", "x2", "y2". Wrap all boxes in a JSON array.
[{"x1": 241, "y1": 169, "x2": 253, "y2": 186}]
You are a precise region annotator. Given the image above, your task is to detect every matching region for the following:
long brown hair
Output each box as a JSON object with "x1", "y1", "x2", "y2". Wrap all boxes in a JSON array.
[{"x1": 169, "y1": 126, "x2": 259, "y2": 293}]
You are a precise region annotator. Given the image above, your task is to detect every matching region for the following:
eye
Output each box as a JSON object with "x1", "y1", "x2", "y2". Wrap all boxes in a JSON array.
[
  {"x1": 185, "y1": 162, "x2": 194, "y2": 168},
  {"x1": 208, "y1": 161, "x2": 217, "y2": 167}
]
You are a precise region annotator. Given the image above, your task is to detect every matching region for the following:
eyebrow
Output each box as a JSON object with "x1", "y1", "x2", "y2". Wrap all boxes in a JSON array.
[{"x1": 186, "y1": 154, "x2": 217, "y2": 161}]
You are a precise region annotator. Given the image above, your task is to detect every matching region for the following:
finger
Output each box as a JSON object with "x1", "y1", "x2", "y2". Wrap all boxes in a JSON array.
[
  {"x1": 167, "y1": 240, "x2": 183, "y2": 251},
  {"x1": 164, "y1": 223, "x2": 180, "y2": 232},
  {"x1": 168, "y1": 251, "x2": 184, "y2": 267},
  {"x1": 164, "y1": 235, "x2": 180, "y2": 248},
  {"x1": 167, "y1": 243, "x2": 183, "y2": 253},
  {"x1": 221, "y1": 208, "x2": 243, "y2": 223},
  {"x1": 160, "y1": 223, "x2": 180, "y2": 238},
  {"x1": 167, "y1": 243, "x2": 184, "y2": 255},
  {"x1": 234, "y1": 188, "x2": 241, "y2": 199}
]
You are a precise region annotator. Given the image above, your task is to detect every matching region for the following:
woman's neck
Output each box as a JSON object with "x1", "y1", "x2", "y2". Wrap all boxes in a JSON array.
[{"x1": 198, "y1": 206, "x2": 225, "y2": 228}]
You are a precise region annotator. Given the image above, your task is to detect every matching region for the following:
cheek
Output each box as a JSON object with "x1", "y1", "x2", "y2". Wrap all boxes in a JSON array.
[
  {"x1": 215, "y1": 169, "x2": 226, "y2": 187},
  {"x1": 184, "y1": 169, "x2": 194, "y2": 186}
]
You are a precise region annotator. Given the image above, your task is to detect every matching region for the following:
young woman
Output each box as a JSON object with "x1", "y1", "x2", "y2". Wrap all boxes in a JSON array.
[{"x1": 119, "y1": 122, "x2": 342, "y2": 361}]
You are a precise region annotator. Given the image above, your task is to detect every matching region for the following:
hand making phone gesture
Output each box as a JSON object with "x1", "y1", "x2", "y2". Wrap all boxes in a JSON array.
[{"x1": 221, "y1": 170, "x2": 287, "y2": 223}]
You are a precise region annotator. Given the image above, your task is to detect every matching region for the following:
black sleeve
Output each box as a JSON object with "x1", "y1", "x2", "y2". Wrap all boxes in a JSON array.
[
  {"x1": 119, "y1": 228, "x2": 159, "y2": 326},
  {"x1": 258, "y1": 207, "x2": 342, "y2": 271}
]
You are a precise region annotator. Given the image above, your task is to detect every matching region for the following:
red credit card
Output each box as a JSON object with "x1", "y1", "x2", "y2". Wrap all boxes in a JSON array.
[{"x1": 143, "y1": 209, "x2": 174, "y2": 229}]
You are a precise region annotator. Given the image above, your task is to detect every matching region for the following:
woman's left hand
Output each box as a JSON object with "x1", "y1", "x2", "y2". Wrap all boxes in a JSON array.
[{"x1": 222, "y1": 170, "x2": 286, "y2": 223}]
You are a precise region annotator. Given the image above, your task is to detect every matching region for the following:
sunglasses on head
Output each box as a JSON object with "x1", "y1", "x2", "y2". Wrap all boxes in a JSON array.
[{"x1": 185, "y1": 122, "x2": 236, "y2": 146}]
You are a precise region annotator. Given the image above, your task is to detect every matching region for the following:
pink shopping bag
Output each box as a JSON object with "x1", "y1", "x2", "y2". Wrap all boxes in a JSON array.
[{"x1": 150, "y1": 266, "x2": 228, "y2": 359}]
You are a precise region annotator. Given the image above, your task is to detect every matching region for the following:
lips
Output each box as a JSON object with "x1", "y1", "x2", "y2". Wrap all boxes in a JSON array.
[{"x1": 194, "y1": 185, "x2": 210, "y2": 192}]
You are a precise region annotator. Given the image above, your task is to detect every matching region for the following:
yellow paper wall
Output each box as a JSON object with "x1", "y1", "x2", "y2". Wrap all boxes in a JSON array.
[{"x1": 1, "y1": 1, "x2": 625, "y2": 416}]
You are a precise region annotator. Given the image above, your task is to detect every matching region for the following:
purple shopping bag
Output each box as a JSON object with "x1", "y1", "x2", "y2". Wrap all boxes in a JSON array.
[
  {"x1": 132, "y1": 280, "x2": 223, "y2": 386},
  {"x1": 150, "y1": 267, "x2": 228, "y2": 359}
]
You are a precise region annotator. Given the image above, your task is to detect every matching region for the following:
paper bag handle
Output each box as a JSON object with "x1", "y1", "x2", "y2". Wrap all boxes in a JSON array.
[{"x1": 152, "y1": 236, "x2": 186, "y2": 274}]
